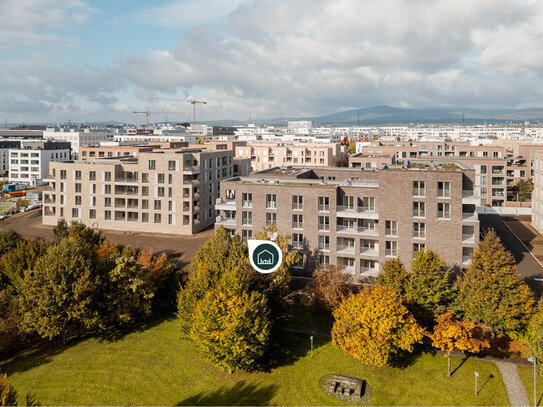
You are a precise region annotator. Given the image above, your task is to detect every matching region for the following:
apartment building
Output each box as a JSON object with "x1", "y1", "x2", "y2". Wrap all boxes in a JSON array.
[
  {"x1": 532, "y1": 150, "x2": 543, "y2": 234},
  {"x1": 44, "y1": 128, "x2": 110, "y2": 157},
  {"x1": 9, "y1": 140, "x2": 71, "y2": 184},
  {"x1": 0, "y1": 141, "x2": 22, "y2": 175},
  {"x1": 235, "y1": 142, "x2": 347, "y2": 172},
  {"x1": 216, "y1": 164, "x2": 479, "y2": 281},
  {"x1": 43, "y1": 149, "x2": 241, "y2": 235},
  {"x1": 349, "y1": 153, "x2": 396, "y2": 168}
]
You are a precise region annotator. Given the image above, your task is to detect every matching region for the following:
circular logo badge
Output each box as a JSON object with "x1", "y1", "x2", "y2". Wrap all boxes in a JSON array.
[{"x1": 248, "y1": 240, "x2": 283, "y2": 274}]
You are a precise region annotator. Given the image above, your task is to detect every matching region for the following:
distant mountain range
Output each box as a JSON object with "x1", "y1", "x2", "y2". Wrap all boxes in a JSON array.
[{"x1": 8, "y1": 106, "x2": 543, "y2": 127}]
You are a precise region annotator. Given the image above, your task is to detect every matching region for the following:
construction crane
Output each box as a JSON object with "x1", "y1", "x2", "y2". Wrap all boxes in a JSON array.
[
  {"x1": 132, "y1": 111, "x2": 182, "y2": 129},
  {"x1": 150, "y1": 97, "x2": 207, "y2": 125}
]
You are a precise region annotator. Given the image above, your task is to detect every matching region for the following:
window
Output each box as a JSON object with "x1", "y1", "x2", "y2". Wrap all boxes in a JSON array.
[
  {"x1": 149, "y1": 160, "x2": 156, "y2": 170},
  {"x1": 142, "y1": 186, "x2": 149, "y2": 196},
  {"x1": 412, "y1": 181, "x2": 426, "y2": 197},
  {"x1": 318, "y1": 216, "x2": 329, "y2": 231},
  {"x1": 242, "y1": 211, "x2": 252, "y2": 225},
  {"x1": 72, "y1": 208, "x2": 79, "y2": 218},
  {"x1": 292, "y1": 214, "x2": 303, "y2": 229},
  {"x1": 142, "y1": 213, "x2": 148, "y2": 223},
  {"x1": 361, "y1": 197, "x2": 375, "y2": 211},
  {"x1": 89, "y1": 171, "x2": 96, "y2": 181},
  {"x1": 438, "y1": 202, "x2": 451, "y2": 219},
  {"x1": 75, "y1": 196, "x2": 81, "y2": 205},
  {"x1": 413, "y1": 222, "x2": 426, "y2": 238},
  {"x1": 413, "y1": 243, "x2": 426, "y2": 253},
  {"x1": 292, "y1": 195, "x2": 303, "y2": 210},
  {"x1": 361, "y1": 259, "x2": 376, "y2": 271},
  {"x1": 318, "y1": 196, "x2": 329, "y2": 211},
  {"x1": 157, "y1": 187, "x2": 165, "y2": 197},
  {"x1": 154, "y1": 200, "x2": 161, "y2": 210},
  {"x1": 157, "y1": 173, "x2": 165, "y2": 184},
  {"x1": 89, "y1": 209, "x2": 96, "y2": 219},
  {"x1": 168, "y1": 160, "x2": 176, "y2": 171},
  {"x1": 75, "y1": 183, "x2": 81, "y2": 193},
  {"x1": 480, "y1": 187, "x2": 487, "y2": 197},
  {"x1": 154, "y1": 213, "x2": 161, "y2": 223},
  {"x1": 142, "y1": 199, "x2": 149, "y2": 210},
  {"x1": 318, "y1": 255, "x2": 330, "y2": 265},
  {"x1": 168, "y1": 214, "x2": 174, "y2": 225},
  {"x1": 74, "y1": 170, "x2": 81, "y2": 180},
  {"x1": 241, "y1": 229, "x2": 252, "y2": 242},
  {"x1": 413, "y1": 201, "x2": 425, "y2": 217},
  {"x1": 385, "y1": 220, "x2": 398, "y2": 236},
  {"x1": 104, "y1": 210, "x2": 111, "y2": 220},
  {"x1": 60, "y1": 170, "x2": 66, "y2": 179},
  {"x1": 104, "y1": 197, "x2": 111, "y2": 207},
  {"x1": 437, "y1": 181, "x2": 451, "y2": 198},
  {"x1": 142, "y1": 173, "x2": 149, "y2": 183},
  {"x1": 242, "y1": 193, "x2": 252, "y2": 208},
  {"x1": 385, "y1": 241, "x2": 398, "y2": 257},
  {"x1": 318, "y1": 235, "x2": 330, "y2": 250},
  {"x1": 266, "y1": 194, "x2": 277, "y2": 209},
  {"x1": 480, "y1": 165, "x2": 487, "y2": 174},
  {"x1": 104, "y1": 171, "x2": 111, "y2": 181},
  {"x1": 292, "y1": 233, "x2": 304, "y2": 248},
  {"x1": 266, "y1": 212, "x2": 276, "y2": 225},
  {"x1": 168, "y1": 174, "x2": 173, "y2": 184}
]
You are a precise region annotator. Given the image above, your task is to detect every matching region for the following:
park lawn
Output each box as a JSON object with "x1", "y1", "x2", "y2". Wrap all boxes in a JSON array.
[
  {"x1": 517, "y1": 364, "x2": 541, "y2": 406},
  {"x1": 1, "y1": 317, "x2": 509, "y2": 406}
]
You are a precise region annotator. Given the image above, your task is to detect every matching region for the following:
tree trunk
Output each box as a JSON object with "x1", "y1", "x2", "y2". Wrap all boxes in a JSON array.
[{"x1": 447, "y1": 352, "x2": 451, "y2": 377}]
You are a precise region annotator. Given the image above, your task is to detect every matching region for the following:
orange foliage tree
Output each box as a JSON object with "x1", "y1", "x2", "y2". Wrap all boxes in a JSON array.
[
  {"x1": 332, "y1": 286, "x2": 425, "y2": 367},
  {"x1": 430, "y1": 311, "x2": 490, "y2": 376}
]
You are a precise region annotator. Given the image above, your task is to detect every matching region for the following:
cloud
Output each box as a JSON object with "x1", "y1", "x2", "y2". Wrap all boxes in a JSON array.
[{"x1": 0, "y1": 0, "x2": 97, "y2": 49}]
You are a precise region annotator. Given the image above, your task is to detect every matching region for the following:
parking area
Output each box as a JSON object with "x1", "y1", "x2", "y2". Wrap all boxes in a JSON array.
[
  {"x1": 480, "y1": 214, "x2": 543, "y2": 295},
  {"x1": 0, "y1": 210, "x2": 214, "y2": 267}
]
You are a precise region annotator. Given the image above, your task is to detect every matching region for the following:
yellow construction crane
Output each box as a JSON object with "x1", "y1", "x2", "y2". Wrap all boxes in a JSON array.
[
  {"x1": 132, "y1": 111, "x2": 182, "y2": 129},
  {"x1": 150, "y1": 97, "x2": 207, "y2": 125}
]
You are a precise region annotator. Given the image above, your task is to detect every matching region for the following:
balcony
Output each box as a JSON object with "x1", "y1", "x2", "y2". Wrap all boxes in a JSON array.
[
  {"x1": 360, "y1": 248, "x2": 379, "y2": 257},
  {"x1": 462, "y1": 191, "x2": 478, "y2": 204},
  {"x1": 360, "y1": 265, "x2": 379, "y2": 277},
  {"x1": 336, "y1": 205, "x2": 378, "y2": 219},
  {"x1": 183, "y1": 166, "x2": 200, "y2": 175},
  {"x1": 340, "y1": 265, "x2": 355, "y2": 275},
  {"x1": 462, "y1": 212, "x2": 479, "y2": 222},
  {"x1": 462, "y1": 234, "x2": 475, "y2": 244},
  {"x1": 337, "y1": 244, "x2": 355, "y2": 255},
  {"x1": 462, "y1": 256, "x2": 471, "y2": 266},
  {"x1": 42, "y1": 174, "x2": 55, "y2": 182},
  {"x1": 115, "y1": 177, "x2": 139, "y2": 185},
  {"x1": 337, "y1": 225, "x2": 379, "y2": 236},
  {"x1": 215, "y1": 198, "x2": 237, "y2": 211},
  {"x1": 215, "y1": 215, "x2": 236, "y2": 227}
]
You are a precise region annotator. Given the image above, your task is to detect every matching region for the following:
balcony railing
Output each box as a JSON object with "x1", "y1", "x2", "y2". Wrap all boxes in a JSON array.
[
  {"x1": 462, "y1": 234, "x2": 475, "y2": 243},
  {"x1": 360, "y1": 248, "x2": 379, "y2": 257},
  {"x1": 337, "y1": 244, "x2": 355, "y2": 254},
  {"x1": 462, "y1": 212, "x2": 479, "y2": 222},
  {"x1": 216, "y1": 216, "x2": 236, "y2": 226}
]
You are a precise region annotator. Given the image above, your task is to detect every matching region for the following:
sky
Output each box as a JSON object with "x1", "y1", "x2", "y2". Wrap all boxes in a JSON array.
[{"x1": 1, "y1": 0, "x2": 543, "y2": 125}]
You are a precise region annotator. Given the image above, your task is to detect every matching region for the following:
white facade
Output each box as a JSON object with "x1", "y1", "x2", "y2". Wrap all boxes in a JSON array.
[
  {"x1": 9, "y1": 147, "x2": 71, "y2": 183},
  {"x1": 44, "y1": 129, "x2": 110, "y2": 156}
]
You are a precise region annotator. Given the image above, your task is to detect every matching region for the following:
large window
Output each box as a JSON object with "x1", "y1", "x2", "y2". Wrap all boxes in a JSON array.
[
  {"x1": 241, "y1": 229, "x2": 252, "y2": 242},
  {"x1": 242, "y1": 211, "x2": 252, "y2": 225},
  {"x1": 292, "y1": 233, "x2": 304, "y2": 248},
  {"x1": 412, "y1": 181, "x2": 426, "y2": 197},
  {"x1": 361, "y1": 197, "x2": 375, "y2": 211},
  {"x1": 242, "y1": 193, "x2": 252, "y2": 208},
  {"x1": 318, "y1": 216, "x2": 330, "y2": 231},
  {"x1": 385, "y1": 241, "x2": 398, "y2": 257},
  {"x1": 318, "y1": 196, "x2": 329, "y2": 211},
  {"x1": 413, "y1": 222, "x2": 426, "y2": 238},
  {"x1": 437, "y1": 181, "x2": 451, "y2": 198},
  {"x1": 292, "y1": 214, "x2": 303, "y2": 229},
  {"x1": 266, "y1": 194, "x2": 277, "y2": 209},
  {"x1": 437, "y1": 202, "x2": 451, "y2": 219},
  {"x1": 266, "y1": 212, "x2": 276, "y2": 225},
  {"x1": 292, "y1": 195, "x2": 303, "y2": 210},
  {"x1": 385, "y1": 220, "x2": 398, "y2": 237},
  {"x1": 318, "y1": 235, "x2": 330, "y2": 250},
  {"x1": 412, "y1": 201, "x2": 425, "y2": 217}
]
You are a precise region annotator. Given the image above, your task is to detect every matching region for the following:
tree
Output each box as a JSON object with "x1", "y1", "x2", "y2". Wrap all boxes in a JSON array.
[
  {"x1": 177, "y1": 227, "x2": 247, "y2": 330},
  {"x1": 53, "y1": 218, "x2": 69, "y2": 242},
  {"x1": 190, "y1": 274, "x2": 270, "y2": 373},
  {"x1": 347, "y1": 141, "x2": 356, "y2": 155},
  {"x1": 456, "y1": 229, "x2": 535, "y2": 336},
  {"x1": 0, "y1": 230, "x2": 21, "y2": 258},
  {"x1": 18, "y1": 236, "x2": 102, "y2": 341},
  {"x1": 1, "y1": 240, "x2": 47, "y2": 294},
  {"x1": 405, "y1": 250, "x2": 456, "y2": 323},
  {"x1": 0, "y1": 290, "x2": 23, "y2": 353},
  {"x1": 332, "y1": 286, "x2": 425, "y2": 367},
  {"x1": 136, "y1": 250, "x2": 179, "y2": 309},
  {"x1": 526, "y1": 300, "x2": 543, "y2": 374},
  {"x1": 375, "y1": 258, "x2": 409, "y2": 298},
  {"x1": 430, "y1": 311, "x2": 489, "y2": 376},
  {"x1": 312, "y1": 264, "x2": 353, "y2": 311}
]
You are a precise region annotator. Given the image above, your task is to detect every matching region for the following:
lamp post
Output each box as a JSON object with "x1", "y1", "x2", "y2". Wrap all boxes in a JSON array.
[
  {"x1": 474, "y1": 371, "x2": 479, "y2": 396},
  {"x1": 310, "y1": 335, "x2": 314, "y2": 358},
  {"x1": 528, "y1": 357, "x2": 537, "y2": 407}
]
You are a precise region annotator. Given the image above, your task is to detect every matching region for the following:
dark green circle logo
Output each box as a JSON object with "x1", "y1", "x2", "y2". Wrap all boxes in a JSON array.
[{"x1": 252, "y1": 243, "x2": 280, "y2": 271}]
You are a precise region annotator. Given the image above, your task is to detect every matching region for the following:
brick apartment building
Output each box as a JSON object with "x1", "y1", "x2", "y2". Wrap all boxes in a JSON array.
[
  {"x1": 236, "y1": 142, "x2": 347, "y2": 172},
  {"x1": 531, "y1": 150, "x2": 543, "y2": 234},
  {"x1": 43, "y1": 149, "x2": 247, "y2": 235},
  {"x1": 216, "y1": 164, "x2": 479, "y2": 281}
]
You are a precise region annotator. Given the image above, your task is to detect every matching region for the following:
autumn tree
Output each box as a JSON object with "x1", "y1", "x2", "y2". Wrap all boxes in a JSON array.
[
  {"x1": 190, "y1": 272, "x2": 270, "y2": 373},
  {"x1": 0, "y1": 240, "x2": 47, "y2": 294},
  {"x1": 177, "y1": 227, "x2": 247, "y2": 330},
  {"x1": 312, "y1": 264, "x2": 354, "y2": 311},
  {"x1": 456, "y1": 229, "x2": 535, "y2": 336},
  {"x1": 136, "y1": 250, "x2": 179, "y2": 309},
  {"x1": 526, "y1": 300, "x2": 543, "y2": 373},
  {"x1": 375, "y1": 258, "x2": 409, "y2": 298},
  {"x1": 0, "y1": 230, "x2": 21, "y2": 259},
  {"x1": 405, "y1": 250, "x2": 456, "y2": 323},
  {"x1": 430, "y1": 311, "x2": 490, "y2": 376},
  {"x1": 0, "y1": 290, "x2": 23, "y2": 352},
  {"x1": 332, "y1": 286, "x2": 425, "y2": 367}
]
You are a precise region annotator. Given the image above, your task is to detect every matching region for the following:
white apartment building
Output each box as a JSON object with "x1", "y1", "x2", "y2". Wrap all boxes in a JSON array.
[
  {"x1": 44, "y1": 128, "x2": 110, "y2": 157},
  {"x1": 9, "y1": 141, "x2": 71, "y2": 184}
]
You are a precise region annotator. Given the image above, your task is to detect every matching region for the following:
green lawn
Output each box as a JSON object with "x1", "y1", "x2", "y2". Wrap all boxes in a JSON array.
[
  {"x1": 517, "y1": 364, "x2": 541, "y2": 406},
  {"x1": 1, "y1": 317, "x2": 509, "y2": 406}
]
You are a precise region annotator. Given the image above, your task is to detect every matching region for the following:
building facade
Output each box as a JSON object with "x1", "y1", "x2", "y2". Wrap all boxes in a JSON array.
[
  {"x1": 9, "y1": 141, "x2": 71, "y2": 184},
  {"x1": 216, "y1": 165, "x2": 479, "y2": 281}
]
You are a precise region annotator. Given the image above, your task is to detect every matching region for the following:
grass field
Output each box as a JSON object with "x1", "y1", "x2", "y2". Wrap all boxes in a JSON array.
[
  {"x1": 1, "y1": 317, "x2": 509, "y2": 406},
  {"x1": 517, "y1": 364, "x2": 542, "y2": 406}
]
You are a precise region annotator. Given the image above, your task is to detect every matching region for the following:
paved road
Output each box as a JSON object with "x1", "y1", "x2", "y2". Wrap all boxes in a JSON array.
[{"x1": 480, "y1": 214, "x2": 543, "y2": 295}]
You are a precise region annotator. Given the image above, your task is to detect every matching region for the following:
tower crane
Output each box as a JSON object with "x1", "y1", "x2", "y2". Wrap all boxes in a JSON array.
[
  {"x1": 132, "y1": 111, "x2": 183, "y2": 129},
  {"x1": 150, "y1": 97, "x2": 207, "y2": 125}
]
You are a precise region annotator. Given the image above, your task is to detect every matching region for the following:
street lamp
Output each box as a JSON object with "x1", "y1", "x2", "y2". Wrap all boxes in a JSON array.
[
  {"x1": 475, "y1": 371, "x2": 479, "y2": 396},
  {"x1": 528, "y1": 357, "x2": 537, "y2": 407}
]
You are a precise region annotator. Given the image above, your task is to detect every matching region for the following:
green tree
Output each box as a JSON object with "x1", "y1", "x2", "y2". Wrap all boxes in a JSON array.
[
  {"x1": 347, "y1": 141, "x2": 356, "y2": 155},
  {"x1": 376, "y1": 258, "x2": 409, "y2": 298},
  {"x1": 312, "y1": 264, "x2": 353, "y2": 311},
  {"x1": 0, "y1": 290, "x2": 23, "y2": 352},
  {"x1": 405, "y1": 250, "x2": 455, "y2": 323},
  {"x1": 18, "y1": 236, "x2": 102, "y2": 341},
  {"x1": 525, "y1": 300, "x2": 543, "y2": 373},
  {"x1": 332, "y1": 286, "x2": 425, "y2": 367},
  {"x1": 456, "y1": 229, "x2": 535, "y2": 336},
  {"x1": 53, "y1": 218, "x2": 69, "y2": 242},
  {"x1": 0, "y1": 230, "x2": 22, "y2": 259},
  {"x1": 1, "y1": 240, "x2": 47, "y2": 294},
  {"x1": 177, "y1": 227, "x2": 247, "y2": 330},
  {"x1": 190, "y1": 274, "x2": 270, "y2": 373}
]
